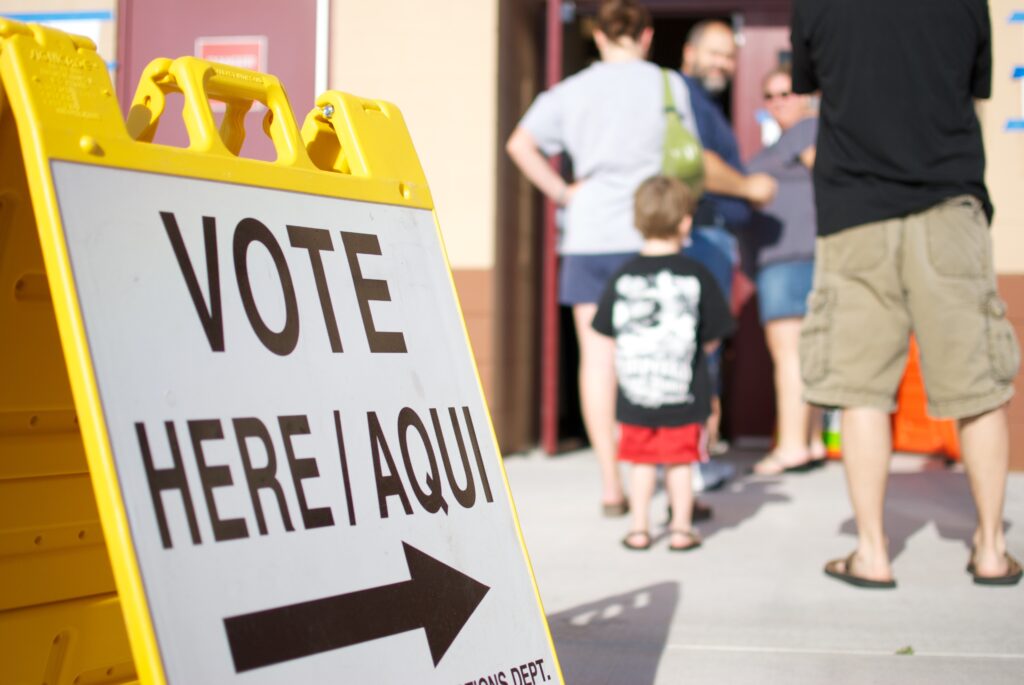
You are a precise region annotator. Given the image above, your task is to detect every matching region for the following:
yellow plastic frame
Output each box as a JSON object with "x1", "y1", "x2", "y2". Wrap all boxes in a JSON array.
[{"x1": 0, "y1": 19, "x2": 562, "y2": 685}]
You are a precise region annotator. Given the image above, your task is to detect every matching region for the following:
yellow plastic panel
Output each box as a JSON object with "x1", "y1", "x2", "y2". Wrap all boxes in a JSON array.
[
  {"x1": 0, "y1": 593, "x2": 137, "y2": 685},
  {"x1": 0, "y1": 21, "x2": 123, "y2": 684},
  {"x1": 0, "y1": 473, "x2": 114, "y2": 610}
]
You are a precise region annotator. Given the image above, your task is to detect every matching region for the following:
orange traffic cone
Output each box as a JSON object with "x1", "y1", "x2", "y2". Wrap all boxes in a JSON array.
[{"x1": 891, "y1": 337, "x2": 961, "y2": 460}]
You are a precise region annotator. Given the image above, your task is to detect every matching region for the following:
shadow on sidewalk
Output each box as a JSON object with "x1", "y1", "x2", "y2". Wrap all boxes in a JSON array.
[
  {"x1": 696, "y1": 474, "x2": 790, "y2": 541},
  {"x1": 836, "y1": 469, "x2": 1014, "y2": 561},
  {"x1": 547, "y1": 582, "x2": 678, "y2": 685}
]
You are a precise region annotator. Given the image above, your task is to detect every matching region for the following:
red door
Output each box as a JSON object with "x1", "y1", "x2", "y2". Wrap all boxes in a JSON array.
[
  {"x1": 116, "y1": 0, "x2": 319, "y2": 160},
  {"x1": 726, "y1": 22, "x2": 793, "y2": 440}
]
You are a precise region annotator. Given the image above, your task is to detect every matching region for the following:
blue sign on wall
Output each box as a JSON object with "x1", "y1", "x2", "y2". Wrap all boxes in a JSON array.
[
  {"x1": 0, "y1": 11, "x2": 117, "y2": 71},
  {"x1": 1010, "y1": 12, "x2": 1024, "y2": 131}
]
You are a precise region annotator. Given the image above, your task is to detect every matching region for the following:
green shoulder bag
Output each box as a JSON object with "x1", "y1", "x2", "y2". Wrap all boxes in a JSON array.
[{"x1": 661, "y1": 68, "x2": 705, "y2": 197}]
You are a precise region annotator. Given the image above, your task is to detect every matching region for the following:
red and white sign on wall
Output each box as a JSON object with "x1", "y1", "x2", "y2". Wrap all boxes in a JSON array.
[
  {"x1": 195, "y1": 35, "x2": 268, "y2": 72},
  {"x1": 195, "y1": 36, "x2": 268, "y2": 111}
]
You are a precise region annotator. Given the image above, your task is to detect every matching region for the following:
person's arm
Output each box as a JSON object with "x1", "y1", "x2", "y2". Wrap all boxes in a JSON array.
[
  {"x1": 697, "y1": 265, "x2": 736, "y2": 344},
  {"x1": 703, "y1": 339, "x2": 721, "y2": 355},
  {"x1": 794, "y1": 117, "x2": 817, "y2": 169},
  {"x1": 505, "y1": 126, "x2": 579, "y2": 206},
  {"x1": 703, "y1": 150, "x2": 777, "y2": 207}
]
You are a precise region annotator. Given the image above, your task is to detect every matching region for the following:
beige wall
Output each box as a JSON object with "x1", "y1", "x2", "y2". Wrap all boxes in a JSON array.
[
  {"x1": 980, "y1": 1, "x2": 1024, "y2": 274},
  {"x1": 328, "y1": 0, "x2": 499, "y2": 271}
]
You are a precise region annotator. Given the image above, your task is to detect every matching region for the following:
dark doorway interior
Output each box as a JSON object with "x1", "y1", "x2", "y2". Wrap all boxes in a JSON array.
[{"x1": 649, "y1": 15, "x2": 733, "y2": 120}]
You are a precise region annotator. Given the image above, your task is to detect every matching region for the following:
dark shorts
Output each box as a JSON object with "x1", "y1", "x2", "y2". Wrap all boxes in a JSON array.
[
  {"x1": 618, "y1": 423, "x2": 706, "y2": 464},
  {"x1": 756, "y1": 259, "x2": 815, "y2": 323},
  {"x1": 559, "y1": 251, "x2": 636, "y2": 305}
]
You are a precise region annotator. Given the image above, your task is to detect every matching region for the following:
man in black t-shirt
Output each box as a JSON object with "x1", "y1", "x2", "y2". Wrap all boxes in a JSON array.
[{"x1": 792, "y1": 0, "x2": 1021, "y2": 588}]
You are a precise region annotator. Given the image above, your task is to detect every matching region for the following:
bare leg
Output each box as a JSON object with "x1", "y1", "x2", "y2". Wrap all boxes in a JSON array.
[
  {"x1": 755, "y1": 318, "x2": 812, "y2": 472},
  {"x1": 666, "y1": 464, "x2": 695, "y2": 532},
  {"x1": 809, "y1": 405, "x2": 827, "y2": 459},
  {"x1": 837, "y1": 407, "x2": 894, "y2": 582},
  {"x1": 769, "y1": 318, "x2": 810, "y2": 458},
  {"x1": 706, "y1": 396, "x2": 722, "y2": 448},
  {"x1": 626, "y1": 464, "x2": 657, "y2": 541},
  {"x1": 959, "y1": 406, "x2": 1013, "y2": 577},
  {"x1": 573, "y1": 304, "x2": 624, "y2": 507}
]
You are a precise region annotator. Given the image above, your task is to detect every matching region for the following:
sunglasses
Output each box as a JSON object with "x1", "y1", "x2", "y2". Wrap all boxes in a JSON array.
[{"x1": 764, "y1": 91, "x2": 792, "y2": 101}]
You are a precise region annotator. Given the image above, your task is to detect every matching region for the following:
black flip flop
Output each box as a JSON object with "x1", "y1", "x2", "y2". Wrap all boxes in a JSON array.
[
  {"x1": 784, "y1": 460, "x2": 820, "y2": 473},
  {"x1": 967, "y1": 553, "x2": 1023, "y2": 586},
  {"x1": 752, "y1": 454, "x2": 821, "y2": 476},
  {"x1": 621, "y1": 531, "x2": 651, "y2": 551},
  {"x1": 824, "y1": 552, "x2": 897, "y2": 589}
]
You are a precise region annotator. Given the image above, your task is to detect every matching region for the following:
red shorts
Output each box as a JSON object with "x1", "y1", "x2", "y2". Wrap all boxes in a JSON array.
[{"x1": 618, "y1": 423, "x2": 706, "y2": 465}]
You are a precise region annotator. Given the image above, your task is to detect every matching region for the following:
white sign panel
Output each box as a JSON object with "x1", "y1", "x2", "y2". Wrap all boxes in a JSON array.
[{"x1": 53, "y1": 161, "x2": 558, "y2": 684}]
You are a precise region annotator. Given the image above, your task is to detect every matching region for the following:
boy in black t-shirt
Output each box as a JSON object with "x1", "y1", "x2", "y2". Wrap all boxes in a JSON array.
[{"x1": 593, "y1": 176, "x2": 735, "y2": 551}]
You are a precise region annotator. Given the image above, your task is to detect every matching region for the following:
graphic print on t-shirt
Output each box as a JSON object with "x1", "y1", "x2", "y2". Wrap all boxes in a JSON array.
[{"x1": 612, "y1": 269, "x2": 701, "y2": 409}]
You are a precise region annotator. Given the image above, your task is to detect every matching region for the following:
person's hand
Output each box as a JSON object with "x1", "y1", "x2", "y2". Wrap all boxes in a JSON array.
[
  {"x1": 560, "y1": 180, "x2": 584, "y2": 206},
  {"x1": 743, "y1": 173, "x2": 778, "y2": 208}
]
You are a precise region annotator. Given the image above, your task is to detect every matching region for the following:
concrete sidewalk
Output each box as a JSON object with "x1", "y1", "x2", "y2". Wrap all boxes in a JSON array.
[{"x1": 503, "y1": 447, "x2": 1024, "y2": 685}]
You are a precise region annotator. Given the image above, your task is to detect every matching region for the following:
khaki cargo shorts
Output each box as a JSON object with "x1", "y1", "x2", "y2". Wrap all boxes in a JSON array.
[{"x1": 800, "y1": 195, "x2": 1020, "y2": 419}]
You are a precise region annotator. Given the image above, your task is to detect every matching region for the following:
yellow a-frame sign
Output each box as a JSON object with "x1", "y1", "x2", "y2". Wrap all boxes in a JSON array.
[{"x1": 0, "y1": 20, "x2": 562, "y2": 685}]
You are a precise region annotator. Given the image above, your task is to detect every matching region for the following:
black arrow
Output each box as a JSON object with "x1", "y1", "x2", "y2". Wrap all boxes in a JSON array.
[{"x1": 222, "y1": 542, "x2": 490, "y2": 672}]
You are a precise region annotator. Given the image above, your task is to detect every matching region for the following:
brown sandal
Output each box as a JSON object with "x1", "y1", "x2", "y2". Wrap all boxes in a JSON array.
[
  {"x1": 966, "y1": 551, "x2": 1023, "y2": 586},
  {"x1": 668, "y1": 529, "x2": 702, "y2": 552},
  {"x1": 752, "y1": 453, "x2": 820, "y2": 475},
  {"x1": 621, "y1": 530, "x2": 651, "y2": 551},
  {"x1": 603, "y1": 499, "x2": 629, "y2": 517},
  {"x1": 824, "y1": 552, "x2": 896, "y2": 589}
]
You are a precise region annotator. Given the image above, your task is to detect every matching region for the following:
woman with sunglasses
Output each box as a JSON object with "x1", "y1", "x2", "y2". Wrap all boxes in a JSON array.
[{"x1": 746, "y1": 65, "x2": 827, "y2": 475}]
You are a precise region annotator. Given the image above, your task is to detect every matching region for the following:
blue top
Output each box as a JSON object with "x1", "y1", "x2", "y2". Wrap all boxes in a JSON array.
[
  {"x1": 683, "y1": 74, "x2": 751, "y2": 231},
  {"x1": 746, "y1": 117, "x2": 819, "y2": 267}
]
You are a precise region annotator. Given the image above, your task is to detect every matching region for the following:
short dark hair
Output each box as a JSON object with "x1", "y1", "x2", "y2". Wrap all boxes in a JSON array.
[
  {"x1": 634, "y1": 176, "x2": 696, "y2": 240},
  {"x1": 685, "y1": 19, "x2": 732, "y2": 48},
  {"x1": 596, "y1": 0, "x2": 651, "y2": 43}
]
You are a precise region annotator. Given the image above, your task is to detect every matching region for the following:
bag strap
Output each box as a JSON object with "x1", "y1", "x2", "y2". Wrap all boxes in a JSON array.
[{"x1": 661, "y1": 68, "x2": 677, "y2": 114}]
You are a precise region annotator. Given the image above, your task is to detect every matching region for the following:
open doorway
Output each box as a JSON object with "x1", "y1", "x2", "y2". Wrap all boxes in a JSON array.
[
  {"x1": 538, "y1": 3, "x2": 790, "y2": 454},
  {"x1": 543, "y1": 8, "x2": 737, "y2": 453}
]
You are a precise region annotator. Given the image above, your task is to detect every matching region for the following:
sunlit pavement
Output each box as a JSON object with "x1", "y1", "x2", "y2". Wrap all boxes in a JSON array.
[{"x1": 503, "y1": 447, "x2": 1024, "y2": 685}]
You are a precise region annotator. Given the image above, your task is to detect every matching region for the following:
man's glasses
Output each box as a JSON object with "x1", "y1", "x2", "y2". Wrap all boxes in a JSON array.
[{"x1": 764, "y1": 91, "x2": 792, "y2": 101}]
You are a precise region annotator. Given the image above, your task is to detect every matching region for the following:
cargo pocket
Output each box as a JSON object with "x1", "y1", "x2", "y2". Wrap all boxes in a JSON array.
[
  {"x1": 926, "y1": 196, "x2": 989, "y2": 279},
  {"x1": 800, "y1": 288, "x2": 833, "y2": 385},
  {"x1": 985, "y1": 294, "x2": 1021, "y2": 383}
]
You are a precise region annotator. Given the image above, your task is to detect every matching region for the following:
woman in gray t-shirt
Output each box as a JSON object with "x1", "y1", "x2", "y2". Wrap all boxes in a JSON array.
[
  {"x1": 505, "y1": 0, "x2": 699, "y2": 515},
  {"x1": 745, "y1": 66, "x2": 827, "y2": 475}
]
